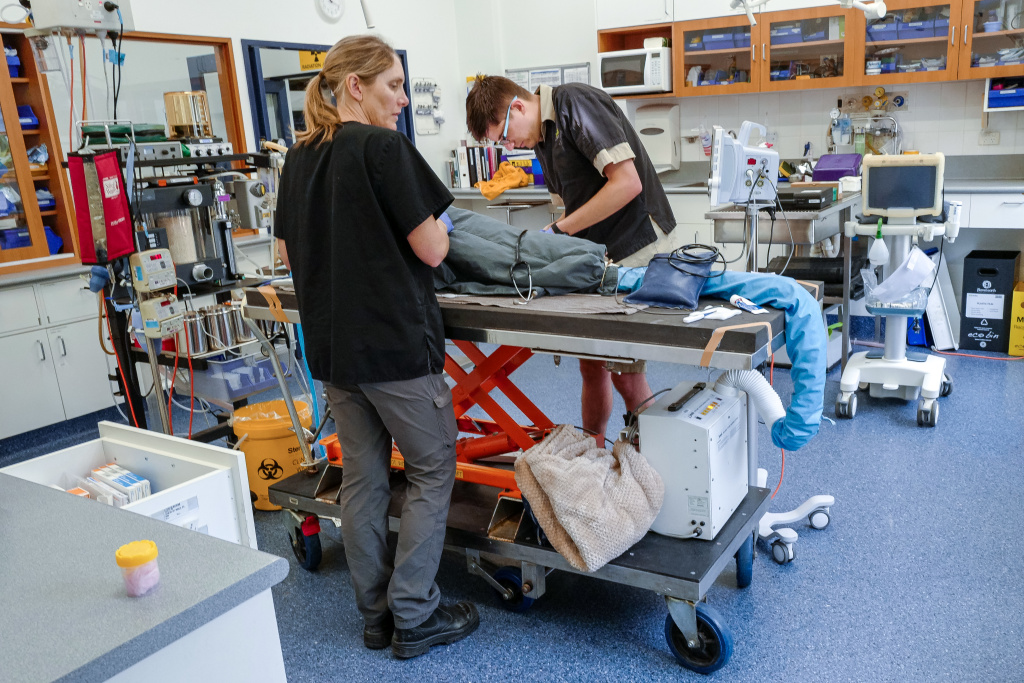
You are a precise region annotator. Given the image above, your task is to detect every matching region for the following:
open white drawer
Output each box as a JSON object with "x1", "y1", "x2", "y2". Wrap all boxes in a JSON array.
[{"x1": 2, "y1": 422, "x2": 257, "y2": 549}]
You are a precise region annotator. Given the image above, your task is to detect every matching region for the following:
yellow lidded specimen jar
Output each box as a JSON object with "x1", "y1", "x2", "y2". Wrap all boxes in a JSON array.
[{"x1": 115, "y1": 540, "x2": 160, "y2": 597}]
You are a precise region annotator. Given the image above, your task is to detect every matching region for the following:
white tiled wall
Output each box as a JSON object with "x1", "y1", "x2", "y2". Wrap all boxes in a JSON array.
[{"x1": 649, "y1": 81, "x2": 1024, "y2": 162}]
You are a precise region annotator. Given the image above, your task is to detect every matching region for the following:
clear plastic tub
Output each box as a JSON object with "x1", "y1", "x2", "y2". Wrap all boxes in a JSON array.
[{"x1": 116, "y1": 540, "x2": 160, "y2": 597}]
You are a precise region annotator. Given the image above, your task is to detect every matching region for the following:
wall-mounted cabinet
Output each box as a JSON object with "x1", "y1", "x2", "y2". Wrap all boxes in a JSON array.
[
  {"x1": 600, "y1": 0, "x2": 1022, "y2": 99},
  {"x1": 596, "y1": 0, "x2": 673, "y2": 29},
  {"x1": 675, "y1": 6, "x2": 856, "y2": 95},
  {"x1": 852, "y1": 0, "x2": 1024, "y2": 84}
]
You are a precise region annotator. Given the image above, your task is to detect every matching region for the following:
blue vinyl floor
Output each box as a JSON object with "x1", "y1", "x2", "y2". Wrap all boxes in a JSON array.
[{"x1": 2, "y1": 343, "x2": 1022, "y2": 682}]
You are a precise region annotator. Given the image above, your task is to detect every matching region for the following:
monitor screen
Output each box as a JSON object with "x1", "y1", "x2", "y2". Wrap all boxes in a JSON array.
[{"x1": 866, "y1": 166, "x2": 938, "y2": 210}]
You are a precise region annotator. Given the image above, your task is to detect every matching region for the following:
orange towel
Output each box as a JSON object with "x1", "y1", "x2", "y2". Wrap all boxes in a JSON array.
[{"x1": 474, "y1": 161, "x2": 529, "y2": 200}]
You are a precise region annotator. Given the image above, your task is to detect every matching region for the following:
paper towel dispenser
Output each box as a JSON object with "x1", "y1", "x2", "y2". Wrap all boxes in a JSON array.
[{"x1": 635, "y1": 104, "x2": 680, "y2": 173}]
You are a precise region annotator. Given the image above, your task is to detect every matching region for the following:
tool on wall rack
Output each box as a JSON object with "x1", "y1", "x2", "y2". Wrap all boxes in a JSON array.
[{"x1": 411, "y1": 77, "x2": 444, "y2": 135}]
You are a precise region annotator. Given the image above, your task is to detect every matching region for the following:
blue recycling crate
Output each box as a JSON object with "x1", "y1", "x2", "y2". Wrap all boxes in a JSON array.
[
  {"x1": 771, "y1": 24, "x2": 802, "y2": 44},
  {"x1": 802, "y1": 19, "x2": 827, "y2": 42},
  {"x1": 770, "y1": 69, "x2": 791, "y2": 80},
  {"x1": 933, "y1": 18, "x2": 950, "y2": 37},
  {"x1": 866, "y1": 21, "x2": 898, "y2": 41},
  {"x1": 6, "y1": 53, "x2": 20, "y2": 78},
  {"x1": 0, "y1": 227, "x2": 31, "y2": 250},
  {"x1": 17, "y1": 105, "x2": 37, "y2": 129},
  {"x1": 734, "y1": 30, "x2": 751, "y2": 48},
  {"x1": 897, "y1": 18, "x2": 934, "y2": 39},
  {"x1": 686, "y1": 34, "x2": 704, "y2": 51},
  {"x1": 988, "y1": 88, "x2": 1024, "y2": 108},
  {"x1": 44, "y1": 226, "x2": 62, "y2": 254},
  {"x1": 703, "y1": 31, "x2": 735, "y2": 50}
]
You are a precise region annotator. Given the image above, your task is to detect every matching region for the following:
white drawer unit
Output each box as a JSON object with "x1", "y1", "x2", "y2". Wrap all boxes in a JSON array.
[
  {"x1": 39, "y1": 275, "x2": 97, "y2": 324},
  {"x1": 0, "y1": 285, "x2": 41, "y2": 335},
  {"x1": 0, "y1": 330, "x2": 66, "y2": 439},
  {"x1": 969, "y1": 193, "x2": 1024, "y2": 230},
  {"x1": 2, "y1": 422, "x2": 258, "y2": 549},
  {"x1": 47, "y1": 320, "x2": 116, "y2": 420}
]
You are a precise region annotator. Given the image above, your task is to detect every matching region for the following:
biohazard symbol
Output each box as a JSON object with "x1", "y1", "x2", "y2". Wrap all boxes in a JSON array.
[{"x1": 258, "y1": 458, "x2": 284, "y2": 480}]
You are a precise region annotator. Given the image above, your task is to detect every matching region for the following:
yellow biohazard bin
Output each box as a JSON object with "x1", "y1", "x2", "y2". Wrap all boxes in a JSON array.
[{"x1": 232, "y1": 400, "x2": 312, "y2": 511}]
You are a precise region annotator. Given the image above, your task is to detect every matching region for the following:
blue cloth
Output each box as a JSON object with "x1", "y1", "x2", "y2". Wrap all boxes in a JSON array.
[
  {"x1": 701, "y1": 271, "x2": 827, "y2": 451},
  {"x1": 616, "y1": 266, "x2": 646, "y2": 292},
  {"x1": 88, "y1": 266, "x2": 110, "y2": 293},
  {"x1": 439, "y1": 211, "x2": 454, "y2": 234}
]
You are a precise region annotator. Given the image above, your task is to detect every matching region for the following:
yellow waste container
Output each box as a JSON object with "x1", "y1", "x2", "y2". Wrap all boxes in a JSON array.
[{"x1": 232, "y1": 400, "x2": 312, "y2": 511}]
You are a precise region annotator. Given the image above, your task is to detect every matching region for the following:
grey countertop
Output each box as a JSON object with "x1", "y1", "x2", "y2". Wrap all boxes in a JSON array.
[
  {"x1": 0, "y1": 473, "x2": 289, "y2": 683},
  {"x1": 0, "y1": 262, "x2": 91, "y2": 288}
]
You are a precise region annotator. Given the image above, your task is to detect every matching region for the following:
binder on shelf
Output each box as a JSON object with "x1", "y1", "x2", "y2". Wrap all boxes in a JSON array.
[
  {"x1": 456, "y1": 145, "x2": 470, "y2": 188},
  {"x1": 924, "y1": 252, "x2": 959, "y2": 351}
]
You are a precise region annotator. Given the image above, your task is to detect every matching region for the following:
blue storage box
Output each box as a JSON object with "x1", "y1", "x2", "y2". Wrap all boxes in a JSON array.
[
  {"x1": 988, "y1": 88, "x2": 1024, "y2": 108},
  {"x1": 17, "y1": 105, "x2": 38, "y2": 130},
  {"x1": 802, "y1": 19, "x2": 827, "y2": 42},
  {"x1": 44, "y1": 225, "x2": 62, "y2": 254},
  {"x1": 37, "y1": 189, "x2": 55, "y2": 209},
  {"x1": 897, "y1": 19, "x2": 934, "y2": 39},
  {"x1": 866, "y1": 21, "x2": 898, "y2": 41},
  {"x1": 771, "y1": 24, "x2": 802, "y2": 45},
  {"x1": 734, "y1": 30, "x2": 751, "y2": 48},
  {"x1": 686, "y1": 34, "x2": 704, "y2": 51},
  {"x1": 0, "y1": 227, "x2": 31, "y2": 250},
  {"x1": 770, "y1": 69, "x2": 791, "y2": 80},
  {"x1": 933, "y1": 18, "x2": 950, "y2": 37},
  {"x1": 703, "y1": 31, "x2": 735, "y2": 50},
  {"x1": 6, "y1": 53, "x2": 20, "y2": 78}
]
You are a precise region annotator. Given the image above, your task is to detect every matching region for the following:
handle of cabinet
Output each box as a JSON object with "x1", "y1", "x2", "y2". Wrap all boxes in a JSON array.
[
  {"x1": 1001, "y1": 201, "x2": 1024, "y2": 205},
  {"x1": 951, "y1": 25, "x2": 956, "y2": 46},
  {"x1": 762, "y1": 43, "x2": 765, "y2": 60},
  {"x1": 36, "y1": 340, "x2": 45, "y2": 361},
  {"x1": 964, "y1": 26, "x2": 968, "y2": 45},
  {"x1": 752, "y1": 44, "x2": 756, "y2": 62},
  {"x1": 58, "y1": 336, "x2": 67, "y2": 357},
  {"x1": 664, "y1": 0, "x2": 670, "y2": 18}
]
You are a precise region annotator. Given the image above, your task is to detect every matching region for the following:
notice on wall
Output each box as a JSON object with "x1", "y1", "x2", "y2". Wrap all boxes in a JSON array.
[
  {"x1": 528, "y1": 68, "x2": 561, "y2": 90},
  {"x1": 504, "y1": 63, "x2": 590, "y2": 91}
]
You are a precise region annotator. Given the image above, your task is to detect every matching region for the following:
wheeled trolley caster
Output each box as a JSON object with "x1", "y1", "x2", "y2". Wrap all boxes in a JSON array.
[
  {"x1": 664, "y1": 601, "x2": 734, "y2": 673},
  {"x1": 771, "y1": 539, "x2": 794, "y2": 565},
  {"x1": 835, "y1": 392, "x2": 857, "y2": 419}
]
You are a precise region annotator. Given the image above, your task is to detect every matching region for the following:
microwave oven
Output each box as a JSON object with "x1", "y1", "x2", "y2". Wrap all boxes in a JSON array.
[{"x1": 598, "y1": 47, "x2": 672, "y2": 96}]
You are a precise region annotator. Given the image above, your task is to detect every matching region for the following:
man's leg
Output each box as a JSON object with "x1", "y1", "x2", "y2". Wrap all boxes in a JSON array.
[
  {"x1": 361, "y1": 374, "x2": 458, "y2": 630},
  {"x1": 580, "y1": 359, "x2": 614, "y2": 446},
  {"x1": 323, "y1": 384, "x2": 395, "y2": 627},
  {"x1": 611, "y1": 370, "x2": 654, "y2": 415}
]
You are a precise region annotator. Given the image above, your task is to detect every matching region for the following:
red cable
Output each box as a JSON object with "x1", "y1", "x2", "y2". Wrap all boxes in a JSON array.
[
  {"x1": 186, "y1": 318, "x2": 194, "y2": 438},
  {"x1": 166, "y1": 285, "x2": 180, "y2": 435},
  {"x1": 102, "y1": 297, "x2": 139, "y2": 429}
]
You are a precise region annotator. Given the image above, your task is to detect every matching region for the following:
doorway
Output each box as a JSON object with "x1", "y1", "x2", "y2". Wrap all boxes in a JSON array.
[{"x1": 241, "y1": 40, "x2": 415, "y2": 149}]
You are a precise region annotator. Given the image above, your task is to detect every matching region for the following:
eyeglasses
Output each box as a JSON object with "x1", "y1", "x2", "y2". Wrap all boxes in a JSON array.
[
  {"x1": 509, "y1": 228, "x2": 533, "y2": 304},
  {"x1": 494, "y1": 96, "x2": 518, "y2": 149}
]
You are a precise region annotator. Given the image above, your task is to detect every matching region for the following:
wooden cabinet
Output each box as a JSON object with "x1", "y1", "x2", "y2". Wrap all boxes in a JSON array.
[
  {"x1": 603, "y1": 0, "x2": 1022, "y2": 99},
  {"x1": 597, "y1": 0, "x2": 674, "y2": 29},
  {"x1": 675, "y1": 6, "x2": 856, "y2": 95},
  {"x1": 851, "y1": 0, "x2": 1024, "y2": 84},
  {"x1": 0, "y1": 27, "x2": 77, "y2": 276}
]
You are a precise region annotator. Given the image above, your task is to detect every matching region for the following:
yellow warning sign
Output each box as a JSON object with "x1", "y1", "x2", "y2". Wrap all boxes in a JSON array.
[{"x1": 299, "y1": 50, "x2": 325, "y2": 72}]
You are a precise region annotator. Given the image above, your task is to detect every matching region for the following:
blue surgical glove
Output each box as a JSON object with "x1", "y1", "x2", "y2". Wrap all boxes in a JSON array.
[
  {"x1": 541, "y1": 226, "x2": 554, "y2": 234},
  {"x1": 88, "y1": 265, "x2": 110, "y2": 293},
  {"x1": 438, "y1": 212, "x2": 454, "y2": 234}
]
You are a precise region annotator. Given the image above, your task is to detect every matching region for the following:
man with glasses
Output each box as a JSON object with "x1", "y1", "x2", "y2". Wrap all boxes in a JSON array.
[{"x1": 466, "y1": 75, "x2": 681, "y2": 447}]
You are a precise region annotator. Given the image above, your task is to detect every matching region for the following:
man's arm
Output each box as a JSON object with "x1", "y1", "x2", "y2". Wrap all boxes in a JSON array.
[
  {"x1": 547, "y1": 159, "x2": 642, "y2": 235},
  {"x1": 277, "y1": 239, "x2": 290, "y2": 271},
  {"x1": 407, "y1": 215, "x2": 450, "y2": 267}
]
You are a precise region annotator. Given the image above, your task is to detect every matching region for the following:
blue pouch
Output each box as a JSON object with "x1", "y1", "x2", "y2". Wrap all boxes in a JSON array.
[{"x1": 624, "y1": 251, "x2": 713, "y2": 309}]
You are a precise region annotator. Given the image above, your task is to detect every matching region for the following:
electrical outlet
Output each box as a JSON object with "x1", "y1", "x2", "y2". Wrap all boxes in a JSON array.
[{"x1": 979, "y1": 130, "x2": 1001, "y2": 146}]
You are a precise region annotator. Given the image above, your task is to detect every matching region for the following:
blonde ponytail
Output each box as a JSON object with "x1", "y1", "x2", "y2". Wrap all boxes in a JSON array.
[
  {"x1": 297, "y1": 72, "x2": 342, "y2": 147},
  {"x1": 295, "y1": 35, "x2": 398, "y2": 147}
]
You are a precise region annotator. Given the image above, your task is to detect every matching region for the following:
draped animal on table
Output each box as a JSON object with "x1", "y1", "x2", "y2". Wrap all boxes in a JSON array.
[{"x1": 434, "y1": 208, "x2": 618, "y2": 298}]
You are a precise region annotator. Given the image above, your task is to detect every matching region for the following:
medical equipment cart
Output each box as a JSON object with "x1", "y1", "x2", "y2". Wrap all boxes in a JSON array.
[{"x1": 243, "y1": 286, "x2": 803, "y2": 673}]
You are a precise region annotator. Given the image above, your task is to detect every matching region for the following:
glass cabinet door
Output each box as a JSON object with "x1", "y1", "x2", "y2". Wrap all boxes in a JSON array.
[
  {"x1": 859, "y1": 1, "x2": 960, "y2": 84},
  {"x1": 959, "y1": 0, "x2": 1024, "y2": 78},
  {"x1": 761, "y1": 7, "x2": 855, "y2": 91},
  {"x1": 676, "y1": 17, "x2": 759, "y2": 96},
  {"x1": 0, "y1": 101, "x2": 42, "y2": 263}
]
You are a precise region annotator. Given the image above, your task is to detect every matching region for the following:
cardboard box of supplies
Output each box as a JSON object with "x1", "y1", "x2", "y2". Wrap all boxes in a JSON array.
[
  {"x1": 959, "y1": 250, "x2": 1020, "y2": 353},
  {"x1": 1009, "y1": 282, "x2": 1024, "y2": 357}
]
